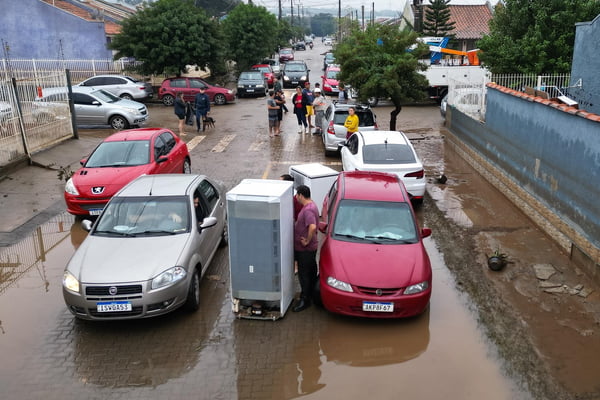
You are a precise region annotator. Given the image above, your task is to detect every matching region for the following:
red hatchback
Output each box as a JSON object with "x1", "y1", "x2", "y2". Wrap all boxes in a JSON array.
[
  {"x1": 317, "y1": 170, "x2": 432, "y2": 318},
  {"x1": 321, "y1": 65, "x2": 340, "y2": 95},
  {"x1": 278, "y1": 48, "x2": 294, "y2": 63},
  {"x1": 64, "y1": 128, "x2": 190, "y2": 216},
  {"x1": 251, "y1": 64, "x2": 275, "y2": 87},
  {"x1": 158, "y1": 77, "x2": 235, "y2": 106}
]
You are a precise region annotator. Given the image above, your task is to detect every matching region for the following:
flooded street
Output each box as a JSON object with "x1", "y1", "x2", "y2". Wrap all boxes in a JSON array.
[{"x1": 1, "y1": 40, "x2": 599, "y2": 400}]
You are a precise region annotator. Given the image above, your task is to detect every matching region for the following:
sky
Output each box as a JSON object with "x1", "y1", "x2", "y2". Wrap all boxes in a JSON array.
[{"x1": 253, "y1": 0, "x2": 499, "y2": 13}]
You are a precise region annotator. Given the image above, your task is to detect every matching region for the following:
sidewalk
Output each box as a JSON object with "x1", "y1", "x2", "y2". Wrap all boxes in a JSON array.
[{"x1": 0, "y1": 135, "x2": 101, "y2": 247}]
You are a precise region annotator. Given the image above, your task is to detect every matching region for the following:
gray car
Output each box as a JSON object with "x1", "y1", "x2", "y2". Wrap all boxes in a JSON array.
[
  {"x1": 62, "y1": 174, "x2": 228, "y2": 320},
  {"x1": 319, "y1": 103, "x2": 378, "y2": 156},
  {"x1": 236, "y1": 71, "x2": 268, "y2": 97},
  {"x1": 77, "y1": 74, "x2": 154, "y2": 101},
  {"x1": 35, "y1": 86, "x2": 148, "y2": 129}
]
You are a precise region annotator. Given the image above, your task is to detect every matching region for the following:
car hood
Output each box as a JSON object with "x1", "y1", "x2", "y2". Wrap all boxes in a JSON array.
[
  {"x1": 238, "y1": 79, "x2": 265, "y2": 85},
  {"x1": 72, "y1": 165, "x2": 153, "y2": 197},
  {"x1": 284, "y1": 70, "x2": 307, "y2": 78},
  {"x1": 67, "y1": 235, "x2": 190, "y2": 283},
  {"x1": 324, "y1": 240, "x2": 424, "y2": 287}
]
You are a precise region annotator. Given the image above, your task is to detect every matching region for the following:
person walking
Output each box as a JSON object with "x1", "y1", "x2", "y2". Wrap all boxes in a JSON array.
[
  {"x1": 274, "y1": 90, "x2": 286, "y2": 134},
  {"x1": 338, "y1": 83, "x2": 348, "y2": 104},
  {"x1": 344, "y1": 106, "x2": 359, "y2": 139},
  {"x1": 303, "y1": 81, "x2": 315, "y2": 129},
  {"x1": 293, "y1": 185, "x2": 319, "y2": 312},
  {"x1": 312, "y1": 88, "x2": 327, "y2": 135},
  {"x1": 273, "y1": 77, "x2": 288, "y2": 113},
  {"x1": 292, "y1": 86, "x2": 309, "y2": 133},
  {"x1": 267, "y1": 90, "x2": 280, "y2": 137},
  {"x1": 173, "y1": 92, "x2": 187, "y2": 137},
  {"x1": 194, "y1": 87, "x2": 211, "y2": 133}
]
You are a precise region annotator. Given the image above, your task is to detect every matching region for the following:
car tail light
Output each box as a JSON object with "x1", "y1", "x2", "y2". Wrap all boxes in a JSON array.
[
  {"x1": 327, "y1": 121, "x2": 336, "y2": 135},
  {"x1": 374, "y1": 121, "x2": 379, "y2": 130},
  {"x1": 138, "y1": 86, "x2": 146, "y2": 90},
  {"x1": 405, "y1": 169, "x2": 424, "y2": 178}
]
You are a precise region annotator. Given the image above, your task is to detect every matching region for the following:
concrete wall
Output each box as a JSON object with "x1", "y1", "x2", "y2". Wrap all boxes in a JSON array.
[
  {"x1": 446, "y1": 85, "x2": 600, "y2": 280},
  {"x1": 0, "y1": 0, "x2": 112, "y2": 59},
  {"x1": 569, "y1": 14, "x2": 600, "y2": 115}
]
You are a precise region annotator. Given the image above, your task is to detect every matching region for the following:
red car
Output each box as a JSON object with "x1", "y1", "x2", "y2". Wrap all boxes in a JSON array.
[
  {"x1": 321, "y1": 65, "x2": 340, "y2": 96},
  {"x1": 251, "y1": 64, "x2": 275, "y2": 87},
  {"x1": 158, "y1": 77, "x2": 235, "y2": 106},
  {"x1": 278, "y1": 48, "x2": 294, "y2": 63},
  {"x1": 64, "y1": 128, "x2": 190, "y2": 216},
  {"x1": 317, "y1": 170, "x2": 432, "y2": 318}
]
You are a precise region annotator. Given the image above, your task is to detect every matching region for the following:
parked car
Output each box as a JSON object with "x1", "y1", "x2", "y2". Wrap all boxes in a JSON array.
[
  {"x1": 281, "y1": 60, "x2": 310, "y2": 88},
  {"x1": 316, "y1": 170, "x2": 432, "y2": 318},
  {"x1": 62, "y1": 173, "x2": 227, "y2": 320},
  {"x1": 262, "y1": 58, "x2": 282, "y2": 77},
  {"x1": 323, "y1": 52, "x2": 336, "y2": 70},
  {"x1": 320, "y1": 103, "x2": 378, "y2": 156},
  {"x1": 324, "y1": 37, "x2": 333, "y2": 46},
  {"x1": 76, "y1": 75, "x2": 153, "y2": 101},
  {"x1": 237, "y1": 71, "x2": 268, "y2": 97},
  {"x1": 278, "y1": 48, "x2": 295, "y2": 63},
  {"x1": 440, "y1": 94, "x2": 448, "y2": 118},
  {"x1": 64, "y1": 127, "x2": 190, "y2": 216},
  {"x1": 293, "y1": 41, "x2": 306, "y2": 51},
  {"x1": 321, "y1": 65, "x2": 340, "y2": 96},
  {"x1": 340, "y1": 130, "x2": 426, "y2": 203},
  {"x1": 36, "y1": 86, "x2": 148, "y2": 130},
  {"x1": 158, "y1": 77, "x2": 235, "y2": 106},
  {"x1": 250, "y1": 63, "x2": 275, "y2": 87}
]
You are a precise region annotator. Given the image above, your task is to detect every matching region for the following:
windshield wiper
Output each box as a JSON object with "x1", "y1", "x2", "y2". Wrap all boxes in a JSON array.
[
  {"x1": 130, "y1": 230, "x2": 177, "y2": 236},
  {"x1": 365, "y1": 235, "x2": 414, "y2": 244},
  {"x1": 93, "y1": 230, "x2": 134, "y2": 237},
  {"x1": 335, "y1": 233, "x2": 365, "y2": 240}
]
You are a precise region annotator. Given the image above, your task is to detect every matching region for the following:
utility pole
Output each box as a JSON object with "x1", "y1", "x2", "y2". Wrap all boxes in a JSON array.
[
  {"x1": 290, "y1": 0, "x2": 294, "y2": 26},
  {"x1": 278, "y1": 0, "x2": 282, "y2": 21},
  {"x1": 338, "y1": 0, "x2": 341, "y2": 42},
  {"x1": 361, "y1": 5, "x2": 364, "y2": 30}
]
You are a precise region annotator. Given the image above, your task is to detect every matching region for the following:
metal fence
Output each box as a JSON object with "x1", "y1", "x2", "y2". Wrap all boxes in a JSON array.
[{"x1": 489, "y1": 73, "x2": 572, "y2": 99}]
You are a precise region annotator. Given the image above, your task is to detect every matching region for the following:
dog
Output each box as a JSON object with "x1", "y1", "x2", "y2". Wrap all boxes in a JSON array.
[{"x1": 203, "y1": 116, "x2": 216, "y2": 130}]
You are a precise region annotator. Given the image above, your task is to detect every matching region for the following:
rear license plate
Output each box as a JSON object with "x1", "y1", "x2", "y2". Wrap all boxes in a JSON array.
[
  {"x1": 89, "y1": 209, "x2": 103, "y2": 215},
  {"x1": 97, "y1": 301, "x2": 132, "y2": 312},
  {"x1": 247, "y1": 89, "x2": 254, "y2": 92},
  {"x1": 362, "y1": 301, "x2": 394, "y2": 312}
]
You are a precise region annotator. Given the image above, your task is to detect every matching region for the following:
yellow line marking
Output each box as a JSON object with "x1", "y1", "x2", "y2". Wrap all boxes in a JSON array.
[{"x1": 186, "y1": 135, "x2": 205, "y2": 151}]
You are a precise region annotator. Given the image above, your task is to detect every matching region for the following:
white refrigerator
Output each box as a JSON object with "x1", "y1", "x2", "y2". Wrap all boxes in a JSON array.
[{"x1": 289, "y1": 163, "x2": 339, "y2": 215}]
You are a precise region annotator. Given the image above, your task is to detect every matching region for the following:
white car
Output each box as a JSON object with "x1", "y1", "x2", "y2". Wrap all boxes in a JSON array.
[{"x1": 340, "y1": 130, "x2": 426, "y2": 203}]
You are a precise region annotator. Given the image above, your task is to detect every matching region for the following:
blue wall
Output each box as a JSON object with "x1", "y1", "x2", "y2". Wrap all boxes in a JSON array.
[
  {"x1": 569, "y1": 14, "x2": 600, "y2": 114},
  {"x1": 0, "y1": 0, "x2": 112, "y2": 59},
  {"x1": 448, "y1": 87, "x2": 600, "y2": 262}
]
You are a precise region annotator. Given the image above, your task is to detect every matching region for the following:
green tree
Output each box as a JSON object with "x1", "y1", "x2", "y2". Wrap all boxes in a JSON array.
[
  {"x1": 221, "y1": 3, "x2": 279, "y2": 72},
  {"x1": 110, "y1": 0, "x2": 223, "y2": 76},
  {"x1": 478, "y1": 0, "x2": 600, "y2": 74},
  {"x1": 335, "y1": 25, "x2": 429, "y2": 130},
  {"x1": 311, "y1": 13, "x2": 335, "y2": 37},
  {"x1": 422, "y1": 0, "x2": 455, "y2": 37},
  {"x1": 195, "y1": 0, "x2": 241, "y2": 17}
]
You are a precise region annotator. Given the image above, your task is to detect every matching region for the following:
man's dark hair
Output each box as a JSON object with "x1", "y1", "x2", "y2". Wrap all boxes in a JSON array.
[
  {"x1": 269, "y1": 90, "x2": 274, "y2": 96},
  {"x1": 280, "y1": 174, "x2": 294, "y2": 181},
  {"x1": 296, "y1": 184, "x2": 311, "y2": 199}
]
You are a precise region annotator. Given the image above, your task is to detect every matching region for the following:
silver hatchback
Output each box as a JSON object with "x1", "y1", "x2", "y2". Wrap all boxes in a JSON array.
[
  {"x1": 62, "y1": 174, "x2": 228, "y2": 320},
  {"x1": 319, "y1": 103, "x2": 378, "y2": 156},
  {"x1": 77, "y1": 74, "x2": 154, "y2": 101}
]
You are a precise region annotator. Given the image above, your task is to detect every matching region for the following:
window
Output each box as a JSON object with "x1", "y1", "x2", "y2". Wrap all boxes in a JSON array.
[
  {"x1": 159, "y1": 131, "x2": 176, "y2": 153},
  {"x1": 189, "y1": 79, "x2": 207, "y2": 89},
  {"x1": 347, "y1": 134, "x2": 359, "y2": 155},
  {"x1": 362, "y1": 144, "x2": 416, "y2": 164},
  {"x1": 105, "y1": 77, "x2": 125, "y2": 85},
  {"x1": 154, "y1": 135, "x2": 166, "y2": 159},
  {"x1": 73, "y1": 93, "x2": 95, "y2": 105},
  {"x1": 198, "y1": 179, "x2": 219, "y2": 212},
  {"x1": 169, "y1": 79, "x2": 187, "y2": 89},
  {"x1": 83, "y1": 77, "x2": 104, "y2": 86}
]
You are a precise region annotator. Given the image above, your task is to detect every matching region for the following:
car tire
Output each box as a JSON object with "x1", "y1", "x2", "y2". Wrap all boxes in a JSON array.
[
  {"x1": 214, "y1": 94, "x2": 227, "y2": 105},
  {"x1": 162, "y1": 94, "x2": 175, "y2": 106},
  {"x1": 184, "y1": 269, "x2": 201, "y2": 312},
  {"x1": 120, "y1": 93, "x2": 133, "y2": 100},
  {"x1": 109, "y1": 115, "x2": 129, "y2": 130},
  {"x1": 182, "y1": 158, "x2": 191, "y2": 174}
]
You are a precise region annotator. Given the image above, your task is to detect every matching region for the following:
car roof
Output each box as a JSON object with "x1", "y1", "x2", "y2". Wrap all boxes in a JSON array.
[
  {"x1": 251, "y1": 64, "x2": 270, "y2": 68},
  {"x1": 339, "y1": 171, "x2": 410, "y2": 203},
  {"x1": 116, "y1": 174, "x2": 203, "y2": 198},
  {"x1": 280, "y1": 48, "x2": 293, "y2": 51},
  {"x1": 333, "y1": 103, "x2": 372, "y2": 112},
  {"x1": 325, "y1": 65, "x2": 340, "y2": 71},
  {"x1": 358, "y1": 130, "x2": 410, "y2": 146},
  {"x1": 103, "y1": 127, "x2": 170, "y2": 142}
]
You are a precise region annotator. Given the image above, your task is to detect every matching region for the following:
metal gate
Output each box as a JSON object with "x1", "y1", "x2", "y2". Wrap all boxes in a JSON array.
[{"x1": 0, "y1": 70, "x2": 74, "y2": 168}]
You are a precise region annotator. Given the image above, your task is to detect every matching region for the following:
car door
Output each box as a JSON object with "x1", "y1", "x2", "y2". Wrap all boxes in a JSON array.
[
  {"x1": 341, "y1": 134, "x2": 360, "y2": 171},
  {"x1": 72, "y1": 92, "x2": 101, "y2": 124},
  {"x1": 152, "y1": 134, "x2": 173, "y2": 174},
  {"x1": 190, "y1": 79, "x2": 210, "y2": 101},
  {"x1": 169, "y1": 78, "x2": 193, "y2": 102},
  {"x1": 193, "y1": 180, "x2": 224, "y2": 274},
  {"x1": 104, "y1": 76, "x2": 127, "y2": 97},
  {"x1": 157, "y1": 131, "x2": 183, "y2": 173}
]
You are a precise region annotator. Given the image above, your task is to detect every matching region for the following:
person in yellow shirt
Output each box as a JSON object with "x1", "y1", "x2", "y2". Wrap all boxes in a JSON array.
[{"x1": 344, "y1": 106, "x2": 359, "y2": 139}]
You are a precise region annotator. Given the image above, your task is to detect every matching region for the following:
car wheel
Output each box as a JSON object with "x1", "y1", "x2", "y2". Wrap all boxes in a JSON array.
[
  {"x1": 109, "y1": 115, "x2": 129, "y2": 130},
  {"x1": 184, "y1": 269, "x2": 201, "y2": 311},
  {"x1": 368, "y1": 97, "x2": 379, "y2": 107},
  {"x1": 162, "y1": 94, "x2": 175, "y2": 106},
  {"x1": 120, "y1": 93, "x2": 133, "y2": 100},
  {"x1": 182, "y1": 158, "x2": 191, "y2": 174},
  {"x1": 214, "y1": 94, "x2": 227, "y2": 105},
  {"x1": 219, "y1": 220, "x2": 228, "y2": 247}
]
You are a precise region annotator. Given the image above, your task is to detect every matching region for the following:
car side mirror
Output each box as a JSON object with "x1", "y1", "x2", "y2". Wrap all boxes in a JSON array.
[
  {"x1": 156, "y1": 155, "x2": 168, "y2": 164},
  {"x1": 337, "y1": 142, "x2": 347, "y2": 150},
  {"x1": 421, "y1": 227, "x2": 432, "y2": 238},
  {"x1": 92, "y1": 101, "x2": 101, "y2": 106},
  {"x1": 321, "y1": 75, "x2": 325, "y2": 79},
  {"x1": 199, "y1": 216, "x2": 217, "y2": 230},
  {"x1": 80, "y1": 157, "x2": 87, "y2": 166},
  {"x1": 318, "y1": 221, "x2": 328, "y2": 233},
  {"x1": 81, "y1": 219, "x2": 93, "y2": 232}
]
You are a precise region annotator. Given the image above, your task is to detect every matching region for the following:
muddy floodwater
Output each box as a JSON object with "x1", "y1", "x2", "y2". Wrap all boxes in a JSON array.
[{"x1": 0, "y1": 211, "x2": 525, "y2": 400}]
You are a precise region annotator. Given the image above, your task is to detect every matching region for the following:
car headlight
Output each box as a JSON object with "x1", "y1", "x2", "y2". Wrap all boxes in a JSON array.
[
  {"x1": 63, "y1": 271, "x2": 80, "y2": 293},
  {"x1": 257, "y1": 84, "x2": 264, "y2": 88},
  {"x1": 65, "y1": 177, "x2": 79, "y2": 195},
  {"x1": 404, "y1": 281, "x2": 429, "y2": 295},
  {"x1": 300, "y1": 75, "x2": 307, "y2": 81},
  {"x1": 123, "y1": 107, "x2": 139, "y2": 113},
  {"x1": 327, "y1": 276, "x2": 353, "y2": 292},
  {"x1": 151, "y1": 266, "x2": 187, "y2": 290},
  {"x1": 227, "y1": 90, "x2": 233, "y2": 94},
  {"x1": 237, "y1": 84, "x2": 244, "y2": 88},
  {"x1": 283, "y1": 76, "x2": 290, "y2": 81}
]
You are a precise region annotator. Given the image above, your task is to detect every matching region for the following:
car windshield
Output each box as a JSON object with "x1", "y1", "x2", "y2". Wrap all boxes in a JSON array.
[
  {"x1": 325, "y1": 54, "x2": 335, "y2": 61},
  {"x1": 90, "y1": 89, "x2": 120, "y2": 103},
  {"x1": 362, "y1": 143, "x2": 416, "y2": 164},
  {"x1": 94, "y1": 196, "x2": 190, "y2": 236},
  {"x1": 280, "y1": 49, "x2": 292, "y2": 55},
  {"x1": 332, "y1": 199, "x2": 417, "y2": 243},
  {"x1": 285, "y1": 64, "x2": 306, "y2": 72},
  {"x1": 326, "y1": 70, "x2": 338, "y2": 79},
  {"x1": 254, "y1": 66, "x2": 270, "y2": 73},
  {"x1": 85, "y1": 140, "x2": 150, "y2": 167},
  {"x1": 241, "y1": 72, "x2": 263, "y2": 80},
  {"x1": 333, "y1": 110, "x2": 375, "y2": 126}
]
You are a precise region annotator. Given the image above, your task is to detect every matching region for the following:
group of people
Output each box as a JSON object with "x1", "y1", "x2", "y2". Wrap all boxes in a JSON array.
[
  {"x1": 174, "y1": 88, "x2": 211, "y2": 137},
  {"x1": 270, "y1": 80, "x2": 329, "y2": 136}
]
